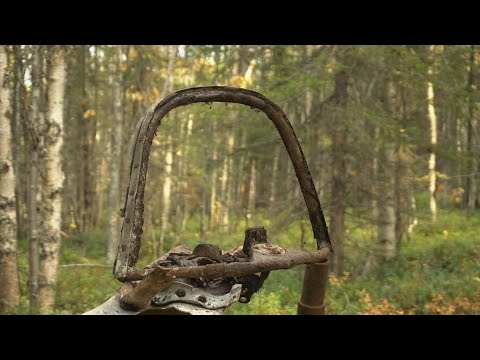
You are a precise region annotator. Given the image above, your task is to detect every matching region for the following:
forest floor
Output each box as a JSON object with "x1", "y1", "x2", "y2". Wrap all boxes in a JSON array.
[{"x1": 14, "y1": 208, "x2": 480, "y2": 315}]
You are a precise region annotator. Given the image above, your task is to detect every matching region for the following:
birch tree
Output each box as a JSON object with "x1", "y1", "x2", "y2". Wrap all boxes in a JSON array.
[
  {"x1": 427, "y1": 45, "x2": 438, "y2": 223},
  {"x1": 0, "y1": 45, "x2": 20, "y2": 313},
  {"x1": 37, "y1": 45, "x2": 66, "y2": 311}
]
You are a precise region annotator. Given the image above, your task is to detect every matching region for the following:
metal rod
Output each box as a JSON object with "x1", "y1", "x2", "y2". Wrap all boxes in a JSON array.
[{"x1": 297, "y1": 259, "x2": 330, "y2": 315}]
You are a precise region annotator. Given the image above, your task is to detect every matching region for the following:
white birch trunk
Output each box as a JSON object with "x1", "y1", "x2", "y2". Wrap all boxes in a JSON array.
[
  {"x1": 37, "y1": 46, "x2": 66, "y2": 311},
  {"x1": 427, "y1": 45, "x2": 438, "y2": 223},
  {"x1": 219, "y1": 132, "x2": 234, "y2": 231},
  {"x1": 0, "y1": 45, "x2": 20, "y2": 313},
  {"x1": 160, "y1": 135, "x2": 173, "y2": 255}
]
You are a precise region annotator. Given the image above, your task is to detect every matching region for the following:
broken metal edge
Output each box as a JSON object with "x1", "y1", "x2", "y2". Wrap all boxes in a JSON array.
[{"x1": 83, "y1": 282, "x2": 242, "y2": 315}]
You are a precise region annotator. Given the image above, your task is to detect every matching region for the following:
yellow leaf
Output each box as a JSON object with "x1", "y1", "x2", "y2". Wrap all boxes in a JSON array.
[
  {"x1": 230, "y1": 75, "x2": 245, "y2": 88},
  {"x1": 83, "y1": 109, "x2": 96, "y2": 119}
]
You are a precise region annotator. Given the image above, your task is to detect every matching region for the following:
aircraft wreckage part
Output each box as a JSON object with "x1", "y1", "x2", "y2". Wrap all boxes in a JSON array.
[{"x1": 114, "y1": 86, "x2": 332, "y2": 282}]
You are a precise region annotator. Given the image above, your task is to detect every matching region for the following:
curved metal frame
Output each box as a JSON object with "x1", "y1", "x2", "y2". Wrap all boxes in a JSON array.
[{"x1": 114, "y1": 86, "x2": 331, "y2": 281}]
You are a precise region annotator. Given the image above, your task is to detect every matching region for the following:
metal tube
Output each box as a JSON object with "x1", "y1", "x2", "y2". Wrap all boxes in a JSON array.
[{"x1": 297, "y1": 260, "x2": 330, "y2": 315}]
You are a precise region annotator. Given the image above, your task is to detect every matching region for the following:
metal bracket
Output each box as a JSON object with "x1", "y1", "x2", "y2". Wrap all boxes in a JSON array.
[{"x1": 114, "y1": 86, "x2": 332, "y2": 282}]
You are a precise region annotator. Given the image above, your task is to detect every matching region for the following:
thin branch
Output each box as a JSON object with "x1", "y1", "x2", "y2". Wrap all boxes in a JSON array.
[{"x1": 19, "y1": 264, "x2": 111, "y2": 269}]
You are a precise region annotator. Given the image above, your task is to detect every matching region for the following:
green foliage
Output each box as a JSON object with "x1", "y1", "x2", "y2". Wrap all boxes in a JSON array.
[{"x1": 14, "y1": 208, "x2": 478, "y2": 315}]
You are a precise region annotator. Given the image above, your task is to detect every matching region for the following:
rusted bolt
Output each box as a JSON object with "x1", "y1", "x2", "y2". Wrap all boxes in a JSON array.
[
  {"x1": 134, "y1": 163, "x2": 139, "y2": 168},
  {"x1": 198, "y1": 295, "x2": 207, "y2": 303},
  {"x1": 129, "y1": 190, "x2": 134, "y2": 195},
  {"x1": 175, "y1": 289, "x2": 186, "y2": 298}
]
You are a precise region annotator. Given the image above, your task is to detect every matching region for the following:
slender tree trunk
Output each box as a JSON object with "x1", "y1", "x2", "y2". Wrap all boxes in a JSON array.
[
  {"x1": 76, "y1": 46, "x2": 88, "y2": 231},
  {"x1": 0, "y1": 45, "x2": 20, "y2": 313},
  {"x1": 427, "y1": 45, "x2": 438, "y2": 223},
  {"x1": 406, "y1": 194, "x2": 418, "y2": 241},
  {"x1": 371, "y1": 125, "x2": 380, "y2": 229},
  {"x1": 88, "y1": 46, "x2": 99, "y2": 229},
  {"x1": 219, "y1": 132, "x2": 234, "y2": 231},
  {"x1": 11, "y1": 46, "x2": 27, "y2": 241},
  {"x1": 157, "y1": 45, "x2": 177, "y2": 255},
  {"x1": 209, "y1": 121, "x2": 218, "y2": 229},
  {"x1": 200, "y1": 173, "x2": 208, "y2": 242},
  {"x1": 177, "y1": 113, "x2": 193, "y2": 232},
  {"x1": 246, "y1": 159, "x2": 256, "y2": 228},
  {"x1": 329, "y1": 71, "x2": 349, "y2": 276},
  {"x1": 269, "y1": 143, "x2": 280, "y2": 206},
  {"x1": 378, "y1": 79, "x2": 398, "y2": 261},
  {"x1": 233, "y1": 129, "x2": 247, "y2": 230},
  {"x1": 37, "y1": 45, "x2": 66, "y2": 311},
  {"x1": 27, "y1": 45, "x2": 43, "y2": 312},
  {"x1": 466, "y1": 45, "x2": 476, "y2": 214},
  {"x1": 107, "y1": 46, "x2": 124, "y2": 263},
  {"x1": 378, "y1": 147, "x2": 397, "y2": 260},
  {"x1": 395, "y1": 88, "x2": 410, "y2": 250},
  {"x1": 330, "y1": 127, "x2": 346, "y2": 275},
  {"x1": 161, "y1": 45, "x2": 177, "y2": 98},
  {"x1": 159, "y1": 135, "x2": 173, "y2": 256}
]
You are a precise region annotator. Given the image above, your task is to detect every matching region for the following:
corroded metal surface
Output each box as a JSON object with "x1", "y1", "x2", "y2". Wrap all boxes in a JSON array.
[
  {"x1": 297, "y1": 260, "x2": 330, "y2": 315},
  {"x1": 83, "y1": 282, "x2": 241, "y2": 315},
  {"x1": 151, "y1": 282, "x2": 242, "y2": 310}
]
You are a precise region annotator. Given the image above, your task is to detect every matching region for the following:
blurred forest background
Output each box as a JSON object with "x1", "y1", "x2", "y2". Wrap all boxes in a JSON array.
[{"x1": 0, "y1": 45, "x2": 479, "y2": 315}]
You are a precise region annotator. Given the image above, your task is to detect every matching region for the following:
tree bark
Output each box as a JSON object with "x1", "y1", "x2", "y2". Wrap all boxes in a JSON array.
[
  {"x1": 398, "y1": 83, "x2": 415, "y2": 248},
  {"x1": 159, "y1": 135, "x2": 173, "y2": 256},
  {"x1": 371, "y1": 125, "x2": 380, "y2": 231},
  {"x1": 378, "y1": 80, "x2": 398, "y2": 261},
  {"x1": 0, "y1": 45, "x2": 20, "y2": 313},
  {"x1": 75, "y1": 45, "x2": 89, "y2": 232},
  {"x1": 219, "y1": 131, "x2": 234, "y2": 231},
  {"x1": 161, "y1": 45, "x2": 177, "y2": 98},
  {"x1": 88, "y1": 46, "x2": 100, "y2": 229},
  {"x1": 246, "y1": 159, "x2": 257, "y2": 228},
  {"x1": 26, "y1": 45, "x2": 44, "y2": 312},
  {"x1": 378, "y1": 147, "x2": 397, "y2": 260},
  {"x1": 269, "y1": 143, "x2": 280, "y2": 206},
  {"x1": 427, "y1": 45, "x2": 438, "y2": 223},
  {"x1": 209, "y1": 121, "x2": 219, "y2": 228},
  {"x1": 465, "y1": 45, "x2": 477, "y2": 214},
  {"x1": 37, "y1": 45, "x2": 66, "y2": 311},
  {"x1": 157, "y1": 45, "x2": 177, "y2": 255},
  {"x1": 329, "y1": 71, "x2": 349, "y2": 276},
  {"x1": 107, "y1": 46, "x2": 124, "y2": 263},
  {"x1": 11, "y1": 46, "x2": 27, "y2": 241}
]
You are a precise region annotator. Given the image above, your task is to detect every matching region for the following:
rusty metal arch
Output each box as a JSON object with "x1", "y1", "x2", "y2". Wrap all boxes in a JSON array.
[{"x1": 114, "y1": 86, "x2": 331, "y2": 281}]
